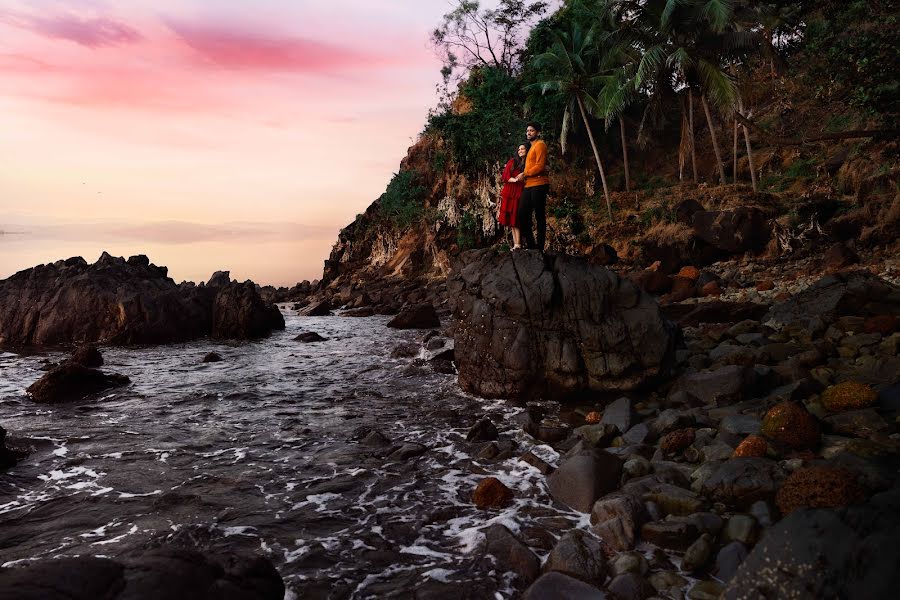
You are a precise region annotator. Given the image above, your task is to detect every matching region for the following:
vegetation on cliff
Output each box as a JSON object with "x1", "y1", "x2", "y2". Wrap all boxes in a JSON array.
[{"x1": 324, "y1": 0, "x2": 898, "y2": 286}]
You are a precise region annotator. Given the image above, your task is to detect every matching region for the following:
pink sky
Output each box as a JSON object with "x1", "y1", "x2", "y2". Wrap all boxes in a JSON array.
[{"x1": 0, "y1": 0, "x2": 461, "y2": 285}]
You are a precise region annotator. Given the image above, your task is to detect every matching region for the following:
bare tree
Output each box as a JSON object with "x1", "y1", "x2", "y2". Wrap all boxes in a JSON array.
[{"x1": 431, "y1": 0, "x2": 548, "y2": 86}]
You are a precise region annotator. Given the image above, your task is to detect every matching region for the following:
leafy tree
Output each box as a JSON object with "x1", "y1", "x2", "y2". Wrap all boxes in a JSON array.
[{"x1": 531, "y1": 23, "x2": 614, "y2": 217}]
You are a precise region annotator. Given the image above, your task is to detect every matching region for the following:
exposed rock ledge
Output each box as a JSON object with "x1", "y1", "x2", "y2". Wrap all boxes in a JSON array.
[
  {"x1": 0, "y1": 253, "x2": 284, "y2": 348},
  {"x1": 449, "y1": 249, "x2": 678, "y2": 400}
]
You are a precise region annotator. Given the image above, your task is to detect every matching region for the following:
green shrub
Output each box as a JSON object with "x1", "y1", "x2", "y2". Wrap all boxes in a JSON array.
[
  {"x1": 379, "y1": 170, "x2": 426, "y2": 229},
  {"x1": 457, "y1": 212, "x2": 480, "y2": 250}
]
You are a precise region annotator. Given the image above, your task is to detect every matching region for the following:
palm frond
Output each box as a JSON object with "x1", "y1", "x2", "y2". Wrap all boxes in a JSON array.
[
  {"x1": 700, "y1": 0, "x2": 734, "y2": 33},
  {"x1": 697, "y1": 58, "x2": 737, "y2": 111}
]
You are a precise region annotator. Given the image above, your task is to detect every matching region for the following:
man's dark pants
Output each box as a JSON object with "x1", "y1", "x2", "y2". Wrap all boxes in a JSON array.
[{"x1": 518, "y1": 184, "x2": 549, "y2": 251}]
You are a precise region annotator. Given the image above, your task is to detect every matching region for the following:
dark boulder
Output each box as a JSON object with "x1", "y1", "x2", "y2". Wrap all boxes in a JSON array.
[
  {"x1": 294, "y1": 332, "x2": 327, "y2": 343},
  {"x1": 26, "y1": 363, "x2": 130, "y2": 404},
  {"x1": 547, "y1": 449, "x2": 624, "y2": 513},
  {"x1": 543, "y1": 530, "x2": 607, "y2": 584},
  {"x1": 723, "y1": 488, "x2": 900, "y2": 600},
  {"x1": 449, "y1": 250, "x2": 677, "y2": 400},
  {"x1": 523, "y1": 572, "x2": 607, "y2": 600},
  {"x1": 0, "y1": 546, "x2": 284, "y2": 600},
  {"x1": 387, "y1": 304, "x2": 440, "y2": 329},
  {"x1": 467, "y1": 417, "x2": 499, "y2": 442},
  {"x1": 341, "y1": 307, "x2": 375, "y2": 317},
  {"x1": 692, "y1": 207, "x2": 770, "y2": 255},
  {"x1": 202, "y1": 352, "x2": 223, "y2": 363},
  {"x1": 481, "y1": 524, "x2": 541, "y2": 583},
  {"x1": 700, "y1": 458, "x2": 782, "y2": 509},
  {"x1": 662, "y1": 301, "x2": 768, "y2": 327},
  {"x1": 0, "y1": 425, "x2": 24, "y2": 471},
  {"x1": 70, "y1": 344, "x2": 103, "y2": 368},
  {"x1": 298, "y1": 299, "x2": 332, "y2": 317},
  {"x1": 0, "y1": 253, "x2": 284, "y2": 347},
  {"x1": 822, "y1": 242, "x2": 859, "y2": 270}
]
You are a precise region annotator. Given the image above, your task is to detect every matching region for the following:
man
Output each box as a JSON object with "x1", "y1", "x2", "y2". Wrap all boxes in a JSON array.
[{"x1": 518, "y1": 122, "x2": 550, "y2": 252}]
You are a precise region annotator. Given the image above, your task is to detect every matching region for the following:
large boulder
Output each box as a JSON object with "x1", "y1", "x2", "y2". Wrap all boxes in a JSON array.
[
  {"x1": 523, "y1": 572, "x2": 607, "y2": 600},
  {"x1": 723, "y1": 488, "x2": 900, "y2": 600},
  {"x1": 0, "y1": 253, "x2": 284, "y2": 347},
  {"x1": 26, "y1": 363, "x2": 130, "y2": 403},
  {"x1": 547, "y1": 449, "x2": 624, "y2": 513},
  {"x1": 449, "y1": 250, "x2": 677, "y2": 400},
  {"x1": 0, "y1": 546, "x2": 284, "y2": 600},
  {"x1": 0, "y1": 425, "x2": 24, "y2": 471},
  {"x1": 386, "y1": 304, "x2": 440, "y2": 329},
  {"x1": 692, "y1": 207, "x2": 770, "y2": 255},
  {"x1": 765, "y1": 270, "x2": 900, "y2": 329}
]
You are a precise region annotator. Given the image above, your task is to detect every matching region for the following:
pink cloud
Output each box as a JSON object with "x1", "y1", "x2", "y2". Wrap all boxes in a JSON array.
[
  {"x1": 165, "y1": 19, "x2": 372, "y2": 73},
  {"x1": 1, "y1": 11, "x2": 143, "y2": 48}
]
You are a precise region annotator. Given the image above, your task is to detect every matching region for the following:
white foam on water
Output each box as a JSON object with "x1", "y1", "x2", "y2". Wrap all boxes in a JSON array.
[
  {"x1": 422, "y1": 568, "x2": 456, "y2": 583},
  {"x1": 117, "y1": 489, "x2": 162, "y2": 499},
  {"x1": 400, "y1": 543, "x2": 453, "y2": 560},
  {"x1": 38, "y1": 466, "x2": 103, "y2": 482},
  {"x1": 222, "y1": 526, "x2": 257, "y2": 537},
  {"x1": 92, "y1": 525, "x2": 138, "y2": 546}
]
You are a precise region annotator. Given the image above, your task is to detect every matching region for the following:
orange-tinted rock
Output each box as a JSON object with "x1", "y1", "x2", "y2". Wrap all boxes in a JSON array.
[
  {"x1": 671, "y1": 276, "x2": 697, "y2": 299},
  {"x1": 660, "y1": 427, "x2": 696, "y2": 455},
  {"x1": 864, "y1": 315, "x2": 897, "y2": 336},
  {"x1": 821, "y1": 381, "x2": 878, "y2": 412},
  {"x1": 585, "y1": 411, "x2": 602, "y2": 424},
  {"x1": 756, "y1": 280, "x2": 775, "y2": 292},
  {"x1": 640, "y1": 270, "x2": 673, "y2": 294},
  {"x1": 761, "y1": 402, "x2": 820, "y2": 450},
  {"x1": 700, "y1": 282, "x2": 722, "y2": 297},
  {"x1": 774, "y1": 291, "x2": 791, "y2": 302},
  {"x1": 733, "y1": 435, "x2": 769, "y2": 458},
  {"x1": 677, "y1": 266, "x2": 701, "y2": 281},
  {"x1": 473, "y1": 477, "x2": 514, "y2": 509},
  {"x1": 775, "y1": 466, "x2": 864, "y2": 515}
]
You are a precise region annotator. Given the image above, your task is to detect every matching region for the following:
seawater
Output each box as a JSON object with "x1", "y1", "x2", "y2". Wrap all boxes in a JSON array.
[{"x1": 0, "y1": 309, "x2": 584, "y2": 599}]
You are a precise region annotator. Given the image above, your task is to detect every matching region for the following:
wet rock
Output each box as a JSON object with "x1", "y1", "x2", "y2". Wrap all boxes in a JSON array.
[
  {"x1": 688, "y1": 580, "x2": 724, "y2": 600},
  {"x1": 575, "y1": 423, "x2": 619, "y2": 447},
  {"x1": 682, "y1": 533, "x2": 714, "y2": 573},
  {"x1": 543, "y1": 529, "x2": 607, "y2": 583},
  {"x1": 720, "y1": 415, "x2": 761, "y2": 436},
  {"x1": 298, "y1": 300, "x2": 331, "y2": 316},
  {"x1": 294, "y1": 332, "x2": 327, "y2": 343},
  {"x1": 520, "y1": 451, "x2": 555, "y2": 475},
  {"x1": 202, "y1": 352, "x2": 223, "y2": 363},
  {"x1": 0, "y1": 253, "x2": 284, "y2": 347},
  {"x1": 663, "y1": 301, "x2": 768, "y2": 328},
  {"x1": 760, "y1": 402, "x2": 820, "y2": 450},
  {"x1": 0, "y1": 546, "x2": 284, "y2": 600},
  {"x1": 591, "y1": 493, "x2": 646, "y2": 551},
  {"x1": 70, "y1": 344, "x2": 103, "y2": 368},
  {"x1": 865, "y1": 314, "x2": 898, "y2": 335},
  {"x1": 473, "y1": 477, "x2": 514, "y2": 509},
  {"x1": 26, "y1": 363, "x2": 130, "y2": 403},
  {"x1": 602, "y1": 397, "x2": 635, "y2": 434},
  {"x1": 466, "y1": 417, "x2": 499, "y2": 442},
  {"x1": 358, "y1": 430, "x2": 392, "y2": 447},
  {"x1": 387, "y1": 304, "x2": 440, "y2": 329},
  {"x1": 525, "y1": 421, "x2": 571, "y2": 445},
  {"x1": 700, "y1": 458, "x2": 781, "y2": 509},
  {"x1": 648, "y1": 409, "x2": 694, "y2": 437},
  {"x1": 622, "y1": 423, "x2": 651, "y2": 446},
  {"x1": 0, "y1": 425, "x2": 24, "y2": 471},
  {"x1": 823, "y1": 409, "x2": 889, "y2": 438},
  {"x1": 622, "y1": 455, "x2": 651, "y2": 479},
  {"x1": 387, "y1": 442, "x2": 427, "y2": 461},
  {"x1": 715, "y1": 541, "x2": 748, "y2": 582},
  {"x1": 642, "y1": 483, "x2": 706, "y2": 516},
  {"x1": 547, "y1": 450, "x2": 624, "y2": 512},
  {"x1": 606, "y1": 572, "x2": 654, "y2": 600},
  {"x1": 723, "y1": 515, "x2": 759, "y2": 545},
  {"x1": 679, "y1": 365, "x2": 755, "y2": 405},
  {"x1": 341, "y1": 307, "x2": 375, "y2": 317},
  {"x1": 732, "y1": 435, "x2": 769, "y2": 458},
  {"x1": 588, "y1": 243, "x2": 619, "y2": 267},
  {"x1": 449, "y1": 250, "x2": 677, "y2": 400},
  {"x1": 775, "y1": 465, "x2": 865, "y2": 515},
  {"x1": 723, "y1": 488, "x2": 900, "y2": 600},
  {"x1": 523, "y1": 572, "x2": 607, "y2": 600},
  {"x1": 640, "y1": 519, "x2": 699, "y2": 551},
  {"x1": 482, "y1": 524, "x2": 541, "y2": 584},
  {"x1": 390, "y1": 341, "x2": 419, "y2": 358}
]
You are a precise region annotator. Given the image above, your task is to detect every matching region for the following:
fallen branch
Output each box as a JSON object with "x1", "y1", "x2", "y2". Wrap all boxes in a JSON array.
[{"x1": 733, "y1": 112, "x2": 898, "y2": 146}]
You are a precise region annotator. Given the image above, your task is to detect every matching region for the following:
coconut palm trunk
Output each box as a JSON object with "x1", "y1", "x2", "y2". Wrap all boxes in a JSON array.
[
  {"x1": 688, "y1": 89, "x2": 698, "y2": 183},
  {"x1": 701, "y1": 93, "x2": 727, "y2": 185},
  {"x1": 619, "y1": 117, "x2": 631, "y2": 192},
  {"x1": 577, "y1": 95, "x2": 612, "y2": 218},
  {"x1": 739, "y1": 98, "x2": 758, "y2": 191},
  {"x1": 733, "y1": 117, "x2": 739, "y2": 183}
]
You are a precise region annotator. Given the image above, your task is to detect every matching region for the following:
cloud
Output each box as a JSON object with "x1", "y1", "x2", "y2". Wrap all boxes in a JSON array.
[
  {"x1": 165, "y1": 19, "x2": 371, "y2": 73},
  {"x1": 1, "y1": 11, "x2": 143, "y2": 48}
]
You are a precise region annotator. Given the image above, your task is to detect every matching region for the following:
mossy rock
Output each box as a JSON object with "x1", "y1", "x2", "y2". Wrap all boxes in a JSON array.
[
  {"x1": 775, "y1": 466, "x2": 864, "y2": 515},
  {"x1": 761, "y1": 402, "x2": 820, "y2": 450},
  {"x1": 821, "y1": 381, "x2": 878, "y2": 412},
  {"x1": 733, "y1": 435, "x2": 769, "y2": 458}
]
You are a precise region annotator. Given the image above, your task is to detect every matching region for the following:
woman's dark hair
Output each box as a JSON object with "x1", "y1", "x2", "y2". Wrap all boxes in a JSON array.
[{"x1": 513, "y1": 142, "x2": 531, "y2": 170}]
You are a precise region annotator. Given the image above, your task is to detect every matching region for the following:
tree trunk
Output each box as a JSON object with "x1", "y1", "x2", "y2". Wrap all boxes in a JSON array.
[
  {"x1": 701, "y1": 94, "x2": 727, "y2": 185},
  {"x1": 620, "y1": 117, "x2": 631, "y2": 192},
  {"x1": 688, "y1": 89, "x2": 698, "y2": 183},
  {"x1": 577, "y1": 95, "x2": 612, "y2": 218},
  {"x1": 739, "y1": 98, "x2": 758, "y2": 192},
  {"x1": 733, "y1": 117, "x2": 739, "y2": 184}
]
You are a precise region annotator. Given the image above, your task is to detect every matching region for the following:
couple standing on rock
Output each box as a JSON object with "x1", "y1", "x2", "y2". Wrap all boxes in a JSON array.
[{"x1": 498, "y1": 122, "x2": 550, "y2": 251}]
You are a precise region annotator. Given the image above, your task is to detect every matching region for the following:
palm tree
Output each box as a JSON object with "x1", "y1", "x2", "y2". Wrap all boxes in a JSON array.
[{"x1": 530, "y1": 23, "x2": 613, "y2": 217}]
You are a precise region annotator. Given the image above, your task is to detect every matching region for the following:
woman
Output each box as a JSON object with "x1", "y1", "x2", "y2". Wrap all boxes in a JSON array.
[{"x1": 498, "y1": 143, "x2": 529, "y2": 249}]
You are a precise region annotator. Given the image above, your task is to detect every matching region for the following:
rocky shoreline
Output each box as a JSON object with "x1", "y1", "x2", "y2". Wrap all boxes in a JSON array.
[{"x1": 1, "y1": 246, "x2": 898, "y2": 599}]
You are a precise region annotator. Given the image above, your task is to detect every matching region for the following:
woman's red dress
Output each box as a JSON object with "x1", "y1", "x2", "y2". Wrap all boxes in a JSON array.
[{"x1": 499, "y1": 159, "x2": 524, "y2": 227}]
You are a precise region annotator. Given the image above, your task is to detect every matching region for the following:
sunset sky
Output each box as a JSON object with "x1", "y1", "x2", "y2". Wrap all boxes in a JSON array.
[{"x1": 0, "y1": 0, "x2": 461, "y2": 285}]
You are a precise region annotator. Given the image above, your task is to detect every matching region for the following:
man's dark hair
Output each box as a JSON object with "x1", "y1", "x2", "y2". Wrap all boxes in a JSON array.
[{"x1": 526, "y1": 121, "x2": 542, "y2": 133}]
